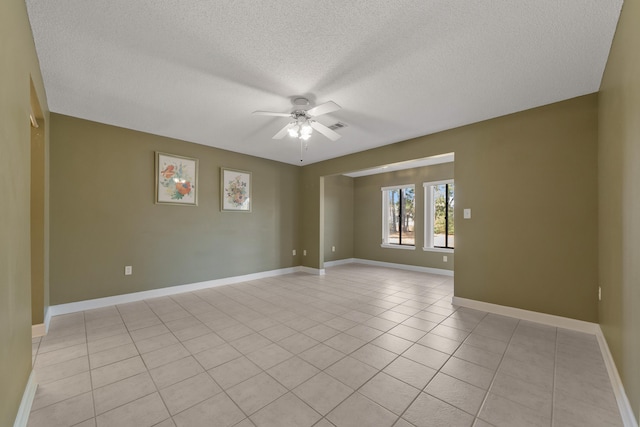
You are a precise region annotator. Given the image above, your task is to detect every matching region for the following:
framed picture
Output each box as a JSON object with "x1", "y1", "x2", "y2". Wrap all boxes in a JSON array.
[
  {"x1": 155, "y1": 152, "x2": 198, "y2": 206},
  {"x1": 221, "y1": 168, "x2": 252, "y2": 212}
]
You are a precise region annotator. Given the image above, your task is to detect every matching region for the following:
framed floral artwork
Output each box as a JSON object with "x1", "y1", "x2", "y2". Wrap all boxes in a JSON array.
[
  {"x1": 221, "y1": 168, "x2": 251, "y2": 212},
  {"x1": 155, "y1": 152, "x2": 198, "y2": 206}
]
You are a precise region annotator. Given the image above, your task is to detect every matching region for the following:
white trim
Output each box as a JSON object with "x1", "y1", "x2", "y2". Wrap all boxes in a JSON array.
[
  {"x1": 31, "y1": 324, "x2": 45, "y2": 338},
  {"x1": 343, "y1": 153, "x2": 454, "y2": 178},
  {"x1": 422, "y1": 247, "x2": 454, "y2": 253},
  {"x1": 380, "y1": 244, "x2": 416, "y2": 251},
  {"x1": 323, "y1": 258, "x2": 357, "y2": 267},
  {"x1": 380, "y1": 184, "x2": 415, "y2": 192},
  {"x1": 13, "y1": 370, "x2": 37, "y2": 427},
  {"x1": 49, "y1": 266, "x2": 303, "y2": 316},
  {"x1": 31, "y1": 307, "x2": 51, "y2": 339},
  {"x1": 596, "y1": 327, "x2": 638, "y2": 427},
  {"x1": 451, "y1": 296, "x2": 637, "y2": 427},
  {"x1": 422, "y1": 179, "x2": 454, "y2": 187},
  {"x1": 352, "y1": 258, "x2": 454, "y2": 276},
  {"x1": 44, "y1": 307, "x2": 51, "y2": 334},
  {"x1": 451, "y1": 296, "x2": 599, "y2": 333}
]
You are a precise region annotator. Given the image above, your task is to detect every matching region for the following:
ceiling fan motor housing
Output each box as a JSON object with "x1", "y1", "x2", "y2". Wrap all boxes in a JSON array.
[
  {"x1": 293, "y1": 97, "x2": 310, "y2": 106},
  {"x1": 293, "y1": 111, "x2": 310, "y2": 120}
]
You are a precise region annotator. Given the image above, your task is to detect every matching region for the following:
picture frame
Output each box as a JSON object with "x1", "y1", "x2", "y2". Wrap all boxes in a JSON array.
[
  {"x1": 221, "y1": 168, "x2": 252, "y2": 212},
  {"x1": 155, "y1": 152, "x2": 198, "y2": 206}
]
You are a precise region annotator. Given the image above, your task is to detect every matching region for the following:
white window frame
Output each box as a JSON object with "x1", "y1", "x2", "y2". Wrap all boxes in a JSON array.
[
  {"x1": 381, "y1": 184, "x2": 416, "y2": 250},
  {"x1": 423, "y1": 180, "x2": 454, "y2": 253}
]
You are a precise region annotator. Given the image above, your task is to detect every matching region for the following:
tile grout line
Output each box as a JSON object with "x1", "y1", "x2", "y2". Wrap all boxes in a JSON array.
[
  {"x1": 550, "y1": 326, "x2": 559, "y2": 427},
  {"x1": 471, "y1": 317, "x2": 522, "y2": 425},
  {"x1": 393, "y1": 307, "x2": 490, "y2": 425},
  {"x1": 83, "y1": 311, "x2": 96, "y2": 426},
  {"x1": 114, "y1": 302, "x2": 173, "y2": 425}
]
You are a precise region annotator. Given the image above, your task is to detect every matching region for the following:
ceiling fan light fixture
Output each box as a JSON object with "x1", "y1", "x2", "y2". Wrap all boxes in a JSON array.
[
  {"x1": 300, "y1": 123, "x2": 312, "y2": 136},
  {"x1": 288, "y1": 124, "x2": 299, "y2": 138}
]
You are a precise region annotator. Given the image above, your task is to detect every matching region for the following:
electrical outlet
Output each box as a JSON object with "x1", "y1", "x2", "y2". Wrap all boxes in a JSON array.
[
  {"x1": 443, "y1": 256, "x2": 448, "y2": 262},
  {"x1": 303, "y1": 250, "x2": 307, "y2": 256},
  {"x1": 124, "y1": 265, "x2": 132, "y2": 276},
  {"x1": 598, "y1": 286, "x2": 602, "y2": 301},
  {"x1": 332, "y1": 246, "x2": 336, "y2": 252},
  {"x1": 292, "y1": 249, "x2": 296, "y2": 256}
]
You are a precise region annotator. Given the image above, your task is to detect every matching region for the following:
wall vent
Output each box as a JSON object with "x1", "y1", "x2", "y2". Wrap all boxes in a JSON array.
[{"x1": 328, "y1": 122, "x2": 348, "y2": 130}]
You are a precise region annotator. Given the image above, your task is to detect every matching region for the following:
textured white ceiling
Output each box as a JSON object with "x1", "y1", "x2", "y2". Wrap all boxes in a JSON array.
[{"x1": 26, "y1": 0, "x2": 622, "y2": 166}]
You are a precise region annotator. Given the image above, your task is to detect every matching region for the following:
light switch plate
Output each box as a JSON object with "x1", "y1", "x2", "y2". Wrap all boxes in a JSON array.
[
  {"x1": 464, "y1": 208, "x2": 471, "y2": 219},
  {"x1": 124, "y1": 266, "x2": 132, "y2": 275}
]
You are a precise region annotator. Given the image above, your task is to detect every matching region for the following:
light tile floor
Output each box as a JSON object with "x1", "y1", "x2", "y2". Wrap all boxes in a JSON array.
[{"x1": 29, "y1": 264, "x2": 624, "y2": 427}]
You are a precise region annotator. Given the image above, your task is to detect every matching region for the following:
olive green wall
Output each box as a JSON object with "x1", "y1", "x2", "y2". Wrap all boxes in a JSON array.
[
  {"x1": 31, "y1": 120, "x2": 46, "y2": 324},
  {"x1": 50, "y1": 114, "x2": 300, "y2": 304},
  {"x1": 353, "y1": 163, "x2": 454, "y2": 270},
  {"x1": 323, "y1": 175, "x2": 354, "y2": 262},
  {"x1": 598, "y1": 0, "x2": 640, "y2": 420},
  {"x1": 0, "y1": 0, "x2": 49, "y2": 425},
  {"x1": 302, "y1": 94, "x2": 599, "y2": 322}
]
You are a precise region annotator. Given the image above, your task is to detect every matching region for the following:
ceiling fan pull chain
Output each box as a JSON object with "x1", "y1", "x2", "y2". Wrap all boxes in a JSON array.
[{"x1": 300, "y1": 140, "x2": 304, "y2": 163}]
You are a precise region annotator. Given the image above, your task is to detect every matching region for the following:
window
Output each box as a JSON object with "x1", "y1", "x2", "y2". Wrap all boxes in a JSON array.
[
  {"x1": 424, "y1": 180, "x2": 454, "y2": 251},
  {"x1": 381, "y1": 185, "x2": 415, "y2": 248}
]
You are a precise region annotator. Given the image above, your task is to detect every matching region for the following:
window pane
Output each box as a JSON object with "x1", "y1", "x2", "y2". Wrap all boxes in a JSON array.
[
  {"x1": 402, "y1": 187, "x2": 415, "y2": 245},
  {"x1": 387, "y1": 189, "x2": 400, "y2": 244},
  {"x1": 447, "y1": 184, "x2": 454, "y2": 248},
  {"x1": 433, "y1": 184, "x2": 447, "y2": 247}
]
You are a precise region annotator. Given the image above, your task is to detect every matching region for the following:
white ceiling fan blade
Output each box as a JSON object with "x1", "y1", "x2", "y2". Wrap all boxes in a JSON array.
[
  {"x1": 306, "y1": 101, "x2": 341, "y2": 117},
  {"x1": 272, "y1": 122, "x2": 295, "y2": 139},
  {"x1": 309, "y1": 121, "x2": 341, "y2": 141},
  {"x1": 252, "y1": 111, "x2": 292, "y2": 117}
]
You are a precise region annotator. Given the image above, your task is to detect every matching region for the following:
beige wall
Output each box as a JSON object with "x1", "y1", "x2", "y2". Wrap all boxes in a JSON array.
[
  {"x1": 353, "y1": 163, "x2": 454, "y2": 270},
  {"x1": 323, "y1": 175, "x2": 354, "y2": 262},
  {"x1": 0, "y1": 0, "x2": 49, "y2": 425},
  {"x1": 598, "y1": 0, "x2": 640, "y2": 419},
  {"x1": 50, "y1": 114, "x2": 300, "y2": 304},
  {"x1": 302, "y1": 94, "x2": 599, "y2": 322}
]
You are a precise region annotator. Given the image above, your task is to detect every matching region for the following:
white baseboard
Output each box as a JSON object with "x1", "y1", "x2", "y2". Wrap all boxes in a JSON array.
[
  {"x1": 324, "y1": 258, "x2": 357, "y2": 267},
  {"x1": 32, "y1": 307, "x2": 52, "y2": 338},
  {"x1": 596, "y1": 327, "x2": 638, "y2": 427},
  {"x1": 348, "y1": 258, "x2": 454, "y2": 276},
  {"x1": 31, "y1": 324, "x2": 45, "y2": 338},
  {"x1": 452, "y1": 296, "x2": 637, "y2": 427},
  {"x1": 49, "y1": 266, "x2": 304, "y2": 317},
  {"x1": 13, "y1": 370, "x2": 37, "y2": 427},
  {"x1": 451, "y1": 296, "x2": 599, "y2": 334},
  {"x1": 299, "y1": 266, "x2": 326, "y2": 276}
]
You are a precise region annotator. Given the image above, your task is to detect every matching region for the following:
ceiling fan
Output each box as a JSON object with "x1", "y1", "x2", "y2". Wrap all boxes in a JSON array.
[{"x1": 253, "y1": 98, "x2": 342, "y2": 142}]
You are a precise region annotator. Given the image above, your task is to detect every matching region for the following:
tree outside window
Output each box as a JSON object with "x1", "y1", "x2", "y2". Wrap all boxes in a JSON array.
[
  {"x1": 424, "y1": 180, "x2": 454, "y2": 250},
  {"x1": 382, "y1": 185, "x2": 415, "y2": 247}
]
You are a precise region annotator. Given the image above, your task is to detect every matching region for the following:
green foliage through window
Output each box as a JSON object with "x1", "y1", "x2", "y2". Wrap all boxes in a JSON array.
[
  {"x1": 384, "y1": 186, "x2": 415, "y2": 246},
  {"x1": 428, "y1": 182, "x2": 454, "y2": 249}
]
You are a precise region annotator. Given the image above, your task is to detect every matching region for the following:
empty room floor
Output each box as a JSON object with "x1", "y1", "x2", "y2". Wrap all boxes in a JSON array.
[{"x1": 28, "y1": 264, "x2": 623, "y2": 427}]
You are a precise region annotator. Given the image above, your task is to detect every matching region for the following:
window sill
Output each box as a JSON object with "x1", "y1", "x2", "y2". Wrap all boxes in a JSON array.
[
  {"x1": 381, "y1": 244, "x2": 416, "y2": 251},
  {"x1": 422, "y1": 247, "x2": 454, "y2": 253}
]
